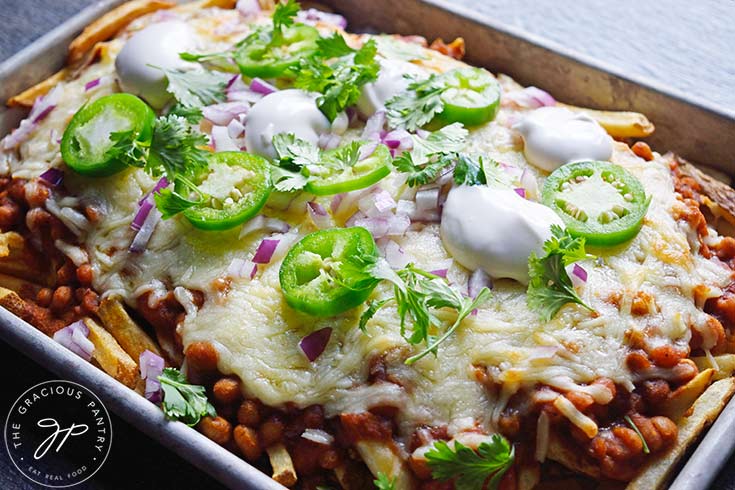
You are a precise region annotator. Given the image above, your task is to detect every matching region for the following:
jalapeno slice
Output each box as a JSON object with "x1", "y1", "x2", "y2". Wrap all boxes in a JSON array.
[
  {"x1": 279, "y1": 227, "x2": 380, "y2": 317},
  {"x1": 183, "y1": 152, "x2": 272, "y2": 230},
  {"x1": 61, "y1": 94, "x2": 155, "y2": 177},
  {"x1": 542, "y1": 160, "x2": 650, "y2": 246},
  {"x1": 235, "y1": 25, "x2": 319, "y2": 79},
  {"x1": 305, "y1": 143, "x2": 392, "y2": 196},
  {"x1": 433, "y1": 67, "x2": 501, "y2": 128}
]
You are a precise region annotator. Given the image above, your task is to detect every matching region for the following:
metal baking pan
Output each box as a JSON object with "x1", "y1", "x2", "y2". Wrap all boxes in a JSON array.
[{"x1": 1, "y1": 1, "x2": 734, "y2": 489}]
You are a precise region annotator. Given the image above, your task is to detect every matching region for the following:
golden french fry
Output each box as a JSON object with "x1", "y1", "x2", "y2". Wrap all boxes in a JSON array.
[
  {"x1": 676, "y1": 159, "x2": 735, "y2": 228},
  {"x1": 0, "y1": 232, "x2": 24, "y2": 258},
  {"x1": 83, "y1": 317, "x2": 138, "y2": 388},
  {"x1": 693, "y1": 354, "x2": 735, "y2": 380},
  {"x1": 0, "y1": 286, "x2": 58, "y2": 335},
  {"x1": 627, "y1": 377, "x2": 735, "y2": 490},
  {"x1": 0, "y1": 272, "x2": 42, "y2": 297},
  {"x1": 67, "y1": 0, "x2": 174, "y2": 65},
  {"x1": 97, "y1": 297, "x2": 162, "y2": 363},
  {"x1": 546, "y1": 432, "x2": 601, "y2": 480},
  {"x1": 559, "y1": 103, "x2": 655, "y2": 138},
  {"x1": 661, "y1": 368, "x2": 714, "y2": 421},
  {"x1": 7, "y1": 69, "x2": 69, "y2": 108},
  {"x1": 355, "y1": 440, "x2": 415, "y2": 490},
  {"x1": 266, "y1": 443, "x2": 297, "y2": 487}
]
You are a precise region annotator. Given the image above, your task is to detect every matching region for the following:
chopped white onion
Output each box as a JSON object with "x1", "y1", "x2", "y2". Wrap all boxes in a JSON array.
[
  {"x1": 129, "y1": 207, "x2": 162, "y2": 253},
  {"x1": 211, "y1": 125, "x2": 240, "y2": 151},
  {"x1": 301, "y1": 428, "x2": 335, "y2": 445},
  {"x1": 236, "y1": 0, "x2": 261, "y2": 17},
  {"x1": 468, "y1": 268, "x2": 492, "y2": 298},
  {"x1": 53, "y1": 320, "x2": 94, "y2": 361},
  {"x1": 239, "y1": 215, "x2": 290, "y2": 238},
  {"x1": 202, "y1": 101, "x2": 249, "y2": 126}
]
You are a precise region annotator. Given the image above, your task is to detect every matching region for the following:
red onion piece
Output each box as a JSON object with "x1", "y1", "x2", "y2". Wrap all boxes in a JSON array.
[
  {"x1": 505, "y1": 86, "x2": 556, "y2": 109},
  {"x1": 53, "y1": 320, "x2": 94, "y2": 361},
  {"x1": 362, "y1": 111, "x2": 385, "y2": 140},
  {"x1": 318, "y1": 132, "x2": 342, "y2": 150},
  {"x1": 299, "y1": 327, "x2": 332, "y2": 362},
  {"x1": 514, "y1": 188, "x2": 526, "y2": 199},
  {"x1": 297, "y1": 8, "x2": 347, "y2": 29},
  {"x1": 211, "y1": 125, "x2": 239, "y2": 151},
  {"x1": 227, "y1": 75, "x2": 263, "y2": 103},
  {"x1": 139, "y1": 349, "x2": 164, "y2": 403},
  {"x1": 415, "y1": 129, "x2": 430, "y2": 139},
  {"x1": 253, "y1": 238, "x2": 280, "y2": 264},
  {"x1": 383, "y1": 240, "x2": 411, "y2": 269},
  {"x1": 227, "y1": 117, "x2": 246, "y2": 139},
  {"x1": 308, "y1": 201, "x2": 331, "y2": 229},
  {"x1": 359, "y1": 188, "x2": 395, "y2": 218},
  {"x1": 358, "y1": 141, "x2": 378, "y2": 161},
  {"x1": 39, "y1": 168, "x2": 63, "y2": 187},
  {"x1": 330, "y1": 194, "x2": 344, "y2": 214},
  {"x1": 250, "y1": 78, "x2": 278, "y2": 95},
  {"x1": 227, "y1": 258, "x2": 258, "y2": 280},
  {"x1": 2, "y1": 85, "x2": 62, "y2": 150},
  {"x1": 430, "y1": 268, "x2": 448, "y2": 278},
  {"x1": 84, "y1": 78, "x2": 101, "y2": 91},
  {"x1": 468, "y1": 268, "x2": 492, "y2": 298},
  {"x1": 131, "y1": 198, "x2": 154, "y2": 232},
  {"x1": 383, "y1": 129, "x2": 413, "y2": 151},
  {"x1": 239, "y1": 216, "x2": 290, "y2": 238},
  {"x1": 519, "y1": 168, "x2": 539, "y2": 201},
  {"x1": 236, "y1": 0, "x2": 260, "y2": 16},
  {"x1": 139, "y1": 177, "x2": 169, "y2": 205},
  {"x1": 573, "y1": 264, "x2": 588, "y2": 282},
  {"x1": 525, "y1": 86, "x2": 556, "y2": 107},
  {"x1": 202, "y1": 101, "x2": 249, "y2": 126},
  {"x1": 129, "y1": 207, "x2": 161, "y2": 253},
  {"x1": 355, "y1": 216, "x2": 390, "y2": 238}
]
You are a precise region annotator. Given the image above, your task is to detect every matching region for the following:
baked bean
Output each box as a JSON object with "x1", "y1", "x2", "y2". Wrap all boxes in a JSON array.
[
  {"x1": 629, "y1": 414, "x2": 663, "y2": 452},
  {"x1": 714, "y1": 237, "x2": 735, "y2": 261},
  {"x1": 8, "y1": 180, "x2": 25, "y2": 202},
  {"x1": 651, "y1": 416, "x2": 678, "y2": 445},
  {"x1": 318, "y1": 448, "x2": 339, "y2": 470},
  {"x1": 612, "y1": 426, "x2": 643, "y2": 456},
  {"x1": 631, "y1": 141, "x2": 654, "y2": 161},
  {"x1": 36, "y1": 288, "x2": 53, "y2": 308},
  {"x1": 497, "y1": 411, "x2": 521, "y2": 437},
  {"x1": 626, "y1": 350, "x2": 651, "y2": 371},
  {"x1": 648, "y1": 344, "x2": 687, "y2": 368},
  {"x1": 198, "y1": 416, "x2": 232, "y2": 445},
  {"x1": 56, "y1": 262, "x2": 75, "y2": 285},
  {"x1": 640, "y1": 379, "x2": 670, "y2": 406},
  {"x1": 25, "y1": 183, "x2": 49, "y2": 208},
  {"x1": 83, "y1": 205, "x2": 102, "y2": 223},
  {"x1": 80, "y1": 289, "x2": 99, "y2": 315},
  {"x1": 303, "y1": 405, "x2": 324, "y2": 429},
  {"x1": 50, "y1": 286, "x2": 72, "y2": 313},
  {"x1": 185, "y1": 341, "x2": 219, "y2": 372},
  {"x1": 237, "y1": 399, "x2": 261, "y2": 426},
  {"x1": 76, "y1": 263, "x2": 93, "y2": 286},
  {"x1": 233, "y1": 424, "x2": 262, "y2": 461},
  {"x1": 213, "y1": 377, "x2": 241, "y2": 405},
  {"x1": 259, "y1": 415, "x2": 285, "y2": 447},
  {"x1": 429, "y1": 37, "x2": 465, "y2": 60},
  {"x1": 25, "y1": 207, "x2": 52, "y2": 231},
  {"x1": 631, "y1": 291, "x2": 657, "y2": 315},
  {"x1": 0, "y1": 200, "x2": 21, "y2": 229},
  {"x1": 670, "y1": 359, "x2": 698, "y2": 385}
]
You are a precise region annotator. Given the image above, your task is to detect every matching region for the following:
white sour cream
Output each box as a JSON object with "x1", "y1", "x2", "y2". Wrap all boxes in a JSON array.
[
  {"x1": 440, "y1": 186, "x2": 563, "y2": 283},
  {"x1": 514, "y1": 106, "x2": 612, "y2": 172},
  {"x1": 356, "y1": 58, "x2": 428, "y2": 116},
  {"x1": 115, "y1": 21, "x2": 197, "y2": 109},
  {"x1": 244, "y1": 89, "x2": 346, "y2": 160}
]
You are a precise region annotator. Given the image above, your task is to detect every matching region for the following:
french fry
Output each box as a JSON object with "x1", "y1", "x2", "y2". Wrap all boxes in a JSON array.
[
  {"x1": 0, "y1": 231, "x2": 25, "y2": 258},
  {"x1": 627, "y1": 377, "x2": 735, "y2": 490},
  {"x1": 558, "y1": 103, "x2": 655, "y2": 138},
  {"x1": 546, "y1": 432, "x2": 600, "y2": 480},
  {"x1": 661, "y1": 368, "x2": 714, "y2": 421},
  {"x1": 7, "y1": 69, "x2": 69, "y2": 108},
  {"x1": 266, "y1": 443, "x2": 297, "y2": 487},
  {"x1": 97, "y1": 297, "x2": 162, "y2": 363},
  {"x1": 676, "y1": 159, "x2": 735, "y2": 228},
  {"x1": 355, "y1": 440, "x2": 415, "y2": 490},
  {"x1": 67, "y1": 0, "x2": 174, "y2": 65},
  {"x1": 0, "y1": 272, "x2": 42, "y2": 297},
  {"x1": 693, "y1": 354, "x2": 735, "y2": 380},
  {"x1": 83, "y1": 317, "x2": 138, "y2": 388},
  {"x1": 0, "y1": 286, "x2": 57, "y2": 335}
]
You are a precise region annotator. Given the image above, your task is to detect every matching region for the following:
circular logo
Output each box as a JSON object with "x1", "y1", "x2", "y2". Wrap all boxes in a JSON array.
[{"x1": 4, "y1": 380, "x2": 112, "y2": 488}]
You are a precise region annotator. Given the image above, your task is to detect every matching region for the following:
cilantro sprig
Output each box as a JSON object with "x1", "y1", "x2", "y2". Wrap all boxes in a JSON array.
[
  {"x1": 385, "y1": 73, "x2": 447, "y2": 130},
  {"x1": 294, "y1": 33, "x2": 380, "y2": 122},
  {"x1": 373, "y1": 472, "x2": 396, "y2": 490},
  {"x1": 425, "y1": 436, "x2": 515, "y2": 490},
  {"x1": 360, "y1": 262, "x2": 491, "y2": 364},
  {"x1": 393, "y1": 123, "x2": 468, "y2": 187},
  {"x1": 526, "y1": 225, "x2": 594, "y2": 321},
  {"x1": 158, "y1": 367, "x2": 216, "y2": 426}
]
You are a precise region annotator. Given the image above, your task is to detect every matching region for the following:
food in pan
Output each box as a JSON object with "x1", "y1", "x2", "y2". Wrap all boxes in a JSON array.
[{"x1": 2, "y1": 0, "x2": 735, "y2": 488}]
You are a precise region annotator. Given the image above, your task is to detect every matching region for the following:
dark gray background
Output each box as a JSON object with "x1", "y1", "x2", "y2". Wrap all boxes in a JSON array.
[{"x1": 0, "y1": 1, "x2": 734, "y2": 489}]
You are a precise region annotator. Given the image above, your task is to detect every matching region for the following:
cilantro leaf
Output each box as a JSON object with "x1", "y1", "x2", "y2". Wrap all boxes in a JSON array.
[
  {"x1": 104, "y1": 129, "x2": 150, "y2": 168},
  {"x1": 411, "y1": 123, "x2": 468, "y2": 161},
  {"x1": 157, "y1": 67, "x2": 229, "y2": 109},
  {"x1": 385, "y1": 73, "x2": 446, "y2": 130},
  {"x1": 271, "y1": 0, "x2": 300, "y2": 42},
  {"x1": 158, "y1": 367, "x2": 216, "y2": 426},
  {"x1": 527, "y1": 225, "x2": 594, "y2": 321},
  {"x1": 178, "y1": 50, "x2": 237, "y2": 72},
  {"x1": 453, "y1": 153, "x2": 487, "y2": 186},
  {"x1": 323, "y1": 140, "x2": 362, "y2": 169},
  {"x1": 168, "y1": 103, "x2": 204, "y2": 124},
  {"x1": 374, "y1": 35, "x2": 429, "y2": 61},
  {"x1": 393, "y1": 123, "x2": 468, "y2": 187},
  {"x1": 425, "y1": 436, "x2": 515, "y2": 490},
  {"x1": 148, "y1": 115, "x2": 210, "y2": 182},
  {"x1": 153, "y1": 177, "x2": 204, "y2": 220},
  {"x1": 373, "y1": 472, "x2": 396, "y2": 490},
  {"x1": 359, "y1": 298, "x2": 391, "y2": 333},
  {"x1": 273, "y1": 133, "x2": 322, "y2": 169},
  {"x1": 294, "y1": 37, "x2": 380, "y2": 122},
  {"x1": 393, "y1": 152, "x2": 454, "y2": 187}
]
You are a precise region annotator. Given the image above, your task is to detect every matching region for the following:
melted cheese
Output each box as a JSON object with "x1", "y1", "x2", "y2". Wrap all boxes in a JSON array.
[{"x1": 2, "y1": 5, "x2": 732, "y2": 446}]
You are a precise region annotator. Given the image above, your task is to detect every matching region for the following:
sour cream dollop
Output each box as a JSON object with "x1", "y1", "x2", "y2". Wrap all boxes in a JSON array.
[
  {"x1": 115, "y1": 21, "x2": 197, "y2": 109},
  {"x1": 245, "y1": 89, "x2": 346, "y2": 160},
  {"x1": 356, "y1": 59, "x2": 427, "y2": 116},
  {"x1": 514, "y1": 106, "x2": 612, "y2": 172},
  {"x1": 440, "y1": 186, "x2": 563, "y2": 283}
]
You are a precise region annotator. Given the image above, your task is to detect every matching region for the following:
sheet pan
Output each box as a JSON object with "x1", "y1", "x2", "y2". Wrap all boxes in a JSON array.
[{"x1": 1, "y1": 1, "x2": 734, "y2": 489}]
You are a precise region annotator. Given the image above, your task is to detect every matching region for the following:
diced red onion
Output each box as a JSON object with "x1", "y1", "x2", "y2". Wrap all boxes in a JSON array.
[
  {"x1": 386, "y1": 214, "x2": 410, "y2": 237},
  {"x1": 139, "y1": 349, "x2": 164, "y2": 403},
  {"x1": 138, "y1": 176, "x2": 169, "y2": 205},
  {"x1": 84, "y1": 78, "x2": 101, "y2": 91},
  {"x1": 468, "y1": 268, "x2": 492, "y2": 298},
  {"x1": 227, "y1": 117, "x2": 246, "y2": 139},
  {"x1": 396, "y1": 199, "x2": 416, "y2": 217},
  {"x1": 307, "y1": 201, "x2": 331, "y2": 229},
  {"x1": 239, "y1": 215, "x2": 290, "y2": 238},
  {"x1": 346, "y1": 107, "x2": 359, "y2": 127},
  {"x1": 211, "y1": 125, "x2": 239, "y2": 151},
  {"x1": 299, "y1": 327, "x2": 332, "y2": 362},
  {"x1": 253, "y1": 238, "x2": 280, "y2": 264},
  {"x1": 415, "y1": 129, "x2": 430, "y2": 139},
  {"x1": 355, "y1": 216, "x2": 390, "y2": 238},
  {"x1": 318, "y1": 132, "x2": 342, "y2": 150},
  {"x1": 573, "y1": 264, "x2": 588, "y2": 282},
  {"x1": 131, "y1": 198, "x2": 154, "y2": 232},
  {"x1": 227, "y1": 257, "x2": 258, "y2": 280},
  {"x1": 53, "y1": 320, "x2": 94, "y2": 361},
  {"x1": 296, "y1": 8, "x2": 348, "y2": 29},
  {"x1": 383, "y1": 240, "x2": 411, "y2": 269},
  {"x1": 250, "y1": 78, "x2": 278, "y2": 95},
  {"x1": 359, "y1": 188, "x2": 395, "y2": 218},
  {"x1": 514, "y1": 188, "x2": 526, "y2": 199},
  {"x1": 227, "y1": 75, "x2": 263, "y2": 103},
  {"x1": 362, "y1": 111, "x2": 385, "y2": 140},
  {"x1": 2, "y1": 85, "x2": 62, "y2": 150},
  {"x1": 236, "y1": 0, "x2": 260, "y2": 16},
  {"x1": 430, "y1": 268, "x2": 448, "y2": 278},
  {"x1": 505, "y1": 86, "x2": 556, "y2": 109},
  {"x1": 39, "y1": 168, "x2": 63, "y2": 187},
  {"x1": 499, "y1": 162, "x2": 522, "y2": 179},
  {"x1": 413, "y1": 188, "x2": 440, "y2": 222},
  {"x1": 519, "y1": 168, "x2": 540, "y2": 201},
  {"x1": 330, "y1": 194, "x2": 344, "y2": 214},
  {"x1": 129, "y1": 207, "x2": 161, "y2": 253},
  {"x1": 202, "y1": 101, "x2": 249, "y2": 126},
  {"x1": 568, "y1": 263, "x2": 588, "y2": 288},
  {"x1": 525, "y1": 86, "x2": 556, "y2": 107},
  {"x1": 383, "y1": 128, "x2": 413, "y2": 154}
]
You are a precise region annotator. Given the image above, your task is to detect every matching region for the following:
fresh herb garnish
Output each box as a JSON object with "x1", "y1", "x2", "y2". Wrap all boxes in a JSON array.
[
  {"x1": 360, "y1": 262, "x2": 491, "y2": 364},
  {"x1": 373, "y1": 471, "x2": 396, "y2": 490},
  {"x1": 270, "y1": 0, "x2": 300, "y2": 43},
  {"x1": 374, "y1": 35, "x2": 428, "y2": 61},
  {"x1": 385, "y1": 73, "x2": 447, "y2": 130},
  {"x1": 158, "y1": 367, "x2": 216, "y2": 426},
  {"x1": 153, "y1": 177, "x2": 205, "y2": 220},
  {"x1": 453, "y1": 153, "x2": 487, "y2": 186},
  {"x1": 527, "y1": 225, "x2": 594, "y2": 321},
  {"x1": 294, "y1": 34, "x2": 380, "y2": 122},
  {"x1": 392, "y1": 123, "x2": 468, "y2": 187},
  {"x1": 146, "y1": 115, "x2": 210, "y2": 182},
  {"x1": 425, "y1": 436, "x2": 515, "y2": 490},
  {"x1": 624, "y1": 415, "x2": 651, "y2": 454},
  {"x1": 158, "y1": 67, "x2": 229, "y2": 109}
]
